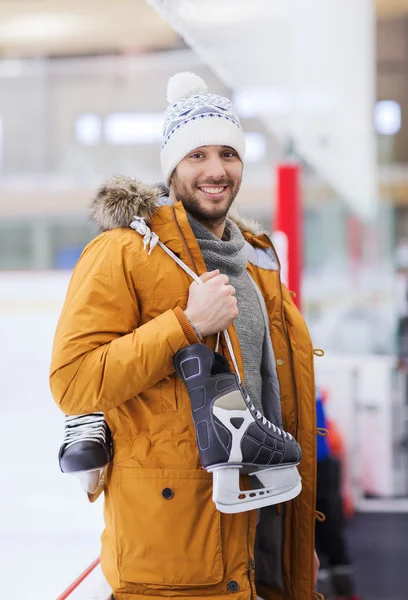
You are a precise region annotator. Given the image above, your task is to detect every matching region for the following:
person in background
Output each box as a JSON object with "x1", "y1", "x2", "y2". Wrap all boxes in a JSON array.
[{"x1": 315, "y1": 389, "x2": 361, "y2": 600}]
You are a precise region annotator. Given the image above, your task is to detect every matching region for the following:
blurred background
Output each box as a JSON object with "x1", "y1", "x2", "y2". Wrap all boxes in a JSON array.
[{"x1": 1, "y1": 0, "x2": 408, "y2": 598}]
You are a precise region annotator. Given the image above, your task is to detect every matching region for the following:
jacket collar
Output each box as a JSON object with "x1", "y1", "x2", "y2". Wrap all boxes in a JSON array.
[
  {"x1": 89, "y1": 174, "x2": 271, "y2": 274},
  {"x1": 148, "y1": 202, "x2": 207, "y2": 275}
]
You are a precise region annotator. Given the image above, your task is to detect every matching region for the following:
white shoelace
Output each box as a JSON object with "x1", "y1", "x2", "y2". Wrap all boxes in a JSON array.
[
  {"x1": 130, "y1": 216, "x2": 294, "y2": 442},
  {"x1": 247, "y1": 399, "x2": 293, "y2": 440},
  {"x1": 63, "y1": 413, "x2": 109, "y2": 449}
]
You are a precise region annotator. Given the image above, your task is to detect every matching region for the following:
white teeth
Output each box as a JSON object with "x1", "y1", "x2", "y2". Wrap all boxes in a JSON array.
[{"x1": 201, "y1": 187, "x2": 225, "y2": 194}]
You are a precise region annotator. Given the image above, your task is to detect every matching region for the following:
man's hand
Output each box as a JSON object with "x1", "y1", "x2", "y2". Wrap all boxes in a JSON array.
[
  {"x1": 314, "y1": 549, "x2": 320, "y2": 587},
  {"x1": 184, "y1": 270, "x2": 238, "y2": 338}
]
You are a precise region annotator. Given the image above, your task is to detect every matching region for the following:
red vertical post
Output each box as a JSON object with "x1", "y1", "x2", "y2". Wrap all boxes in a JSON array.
[{"x1": 274, "y1": 163, "x2": 302, "y2": 310}]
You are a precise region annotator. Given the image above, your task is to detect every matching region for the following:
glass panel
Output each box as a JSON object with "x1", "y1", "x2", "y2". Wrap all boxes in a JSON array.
[
  {"x1": 49, "y1": 221, "x2": 95, "y2": 269},
  {"x1": 0, "y1": 222, "x2": 33, "y2": 269}
]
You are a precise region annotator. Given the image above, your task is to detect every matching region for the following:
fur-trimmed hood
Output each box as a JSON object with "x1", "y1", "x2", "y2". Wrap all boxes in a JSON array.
[{"x1": 89, "y1": 175, "x2": 262, "y2": 237}]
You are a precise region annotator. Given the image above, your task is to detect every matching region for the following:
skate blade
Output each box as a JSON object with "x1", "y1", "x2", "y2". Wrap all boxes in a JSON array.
[
  {"x1": 208, "y1": 464, "x2": 302, "y2": 514},
  {"x1": 76, "y1": 468, "x2": 104, "y2": 494},
  {"x1": 214, "y1": 481, "x2": 302, "y2": 514},
  {"x1": 209, "y1": 462, "x2": 300, "y2": 475}
]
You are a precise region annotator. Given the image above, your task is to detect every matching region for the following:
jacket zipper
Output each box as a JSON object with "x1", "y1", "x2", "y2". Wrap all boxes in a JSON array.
[
  {"x1": 248, "y1": 557, "x2": 256, "y2": 599},
  {"x1": 171, "y1": 205, "x2": 199, "y2": 274},
  {"x1": 247, "y1": 512, "x2": 256, "y2": 599}
]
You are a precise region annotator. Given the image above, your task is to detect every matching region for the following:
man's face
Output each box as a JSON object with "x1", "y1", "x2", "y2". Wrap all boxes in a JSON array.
[{"x1": 170, "y1": 145, "x2": 243, "y2": 223}]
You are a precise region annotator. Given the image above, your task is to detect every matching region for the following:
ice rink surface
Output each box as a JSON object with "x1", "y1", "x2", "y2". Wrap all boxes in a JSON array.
[{"x1": 0, "y1": 273, "x2": 104, "y2": 599}]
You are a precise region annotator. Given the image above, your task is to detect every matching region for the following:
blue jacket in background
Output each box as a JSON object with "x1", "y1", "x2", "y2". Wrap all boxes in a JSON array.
[{"x1": 316, "y1": 389, "x2": 330, "y2": 462}]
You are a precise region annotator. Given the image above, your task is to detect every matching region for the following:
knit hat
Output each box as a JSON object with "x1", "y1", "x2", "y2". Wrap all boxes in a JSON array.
[{"x1": 161, "y1": 72, "x2": 246, "y2": 184}]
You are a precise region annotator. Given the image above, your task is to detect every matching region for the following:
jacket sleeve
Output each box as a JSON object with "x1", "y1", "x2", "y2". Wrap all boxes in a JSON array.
[{"x1": 50, "y1": 231, "x2": 198, "y2": 416}]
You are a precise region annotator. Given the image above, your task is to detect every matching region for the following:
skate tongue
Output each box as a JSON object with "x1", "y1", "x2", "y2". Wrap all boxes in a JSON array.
[{"x1": 211, "y1": 352, "x2": 231, "y2": 375}]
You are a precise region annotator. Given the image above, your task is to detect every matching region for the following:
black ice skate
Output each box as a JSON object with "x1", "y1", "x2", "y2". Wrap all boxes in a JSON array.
[
  {"x1": 58, "y1": 413, "x2": 112, "y2": 493},
  {"x1": 174, "y1": 343, "x2": 302, "y2": 513}
]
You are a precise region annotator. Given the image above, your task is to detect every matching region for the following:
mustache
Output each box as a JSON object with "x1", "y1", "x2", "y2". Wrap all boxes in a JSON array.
[{"x1": 196, "y1": 179, "x2": 232, "y2": 187}]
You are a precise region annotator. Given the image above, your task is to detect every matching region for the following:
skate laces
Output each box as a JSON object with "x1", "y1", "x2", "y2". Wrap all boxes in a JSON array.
[
  {"x1": 63, "y1": 413, "x2": 109, "y2": 449},
  {"x1": 247, "y1": 399, "x2": 294, "y2": 440},
  {"x1": 130, "y1": 217, "x2": 242, "y2": 382}
]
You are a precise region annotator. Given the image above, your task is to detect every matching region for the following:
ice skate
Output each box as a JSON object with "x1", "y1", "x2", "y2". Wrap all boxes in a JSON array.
[
  {"x1": 58, "y1": 413, "x2": 112, "y2": 493},
  {"x1": 174, "y1": 343, "x2": 302, "y2": 513}
]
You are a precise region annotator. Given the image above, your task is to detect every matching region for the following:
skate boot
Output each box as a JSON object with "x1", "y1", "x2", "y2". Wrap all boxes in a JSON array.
[
  {"x1": 174, "y1": 343, "x2": 302, "y2": 513},
  {"x1": 58, "y1": 413, "x2": 112, "y2": 493}
]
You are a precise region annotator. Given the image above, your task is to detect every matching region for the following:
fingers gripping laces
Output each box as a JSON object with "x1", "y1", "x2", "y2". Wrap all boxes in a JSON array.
[
  {"x1": 130, "y1": 216, "x2": 242, "y2": 381},
  {"x1": 248, "y1": 398, "x2": 293, "y2": 440}
]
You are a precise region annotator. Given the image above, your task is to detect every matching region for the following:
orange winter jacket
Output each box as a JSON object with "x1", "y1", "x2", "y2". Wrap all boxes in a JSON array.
[{"x1": 50, "y1": 176, "x2": 317, "y2": 600}]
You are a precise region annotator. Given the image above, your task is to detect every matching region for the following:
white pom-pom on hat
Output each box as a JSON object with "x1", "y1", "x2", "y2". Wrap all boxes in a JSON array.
[{"x1": 167, "y1": 72, "x2": 208, "y2": 104}]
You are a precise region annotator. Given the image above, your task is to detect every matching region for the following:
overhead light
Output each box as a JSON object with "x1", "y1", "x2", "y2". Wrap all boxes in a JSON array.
[
  {"x1": 0, "y1": 14, "x2": 82, "y2": 41},
  {"x1": 75, "y1": 114, "x2": 102, "y2": 146},
  {"x1": 374, "y1": 100, "x2": 401, "y2": 135},
  {"x1": 244, "y1": 133, "x2": 267, "y2": 163},
  {"x1": 104, "y1": 113, "x2": 163, "y2": 145}
]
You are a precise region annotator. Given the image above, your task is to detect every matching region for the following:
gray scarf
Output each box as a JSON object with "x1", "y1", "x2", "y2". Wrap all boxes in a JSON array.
[{"x1": 187, "y1": 215, "x2": 265, "y2": 411}]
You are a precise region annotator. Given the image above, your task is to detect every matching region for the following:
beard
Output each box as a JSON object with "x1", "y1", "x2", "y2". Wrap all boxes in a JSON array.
[{"x1": 171, "y1": 172, "x2": 241, "y2": 224}]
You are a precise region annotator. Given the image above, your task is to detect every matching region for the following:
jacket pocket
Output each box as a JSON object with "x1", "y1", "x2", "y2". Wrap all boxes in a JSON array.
[{"x1": 115, "y1": 467, "x2": 224, "y2": 587}]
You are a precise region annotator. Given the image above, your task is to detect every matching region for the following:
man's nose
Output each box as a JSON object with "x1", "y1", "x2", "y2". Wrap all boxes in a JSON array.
[{"x1": 203, "y1": 156, "x2": 227, "y2": 181}]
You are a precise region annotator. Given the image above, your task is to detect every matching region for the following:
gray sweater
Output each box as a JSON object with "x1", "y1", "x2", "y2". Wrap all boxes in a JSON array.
[{"x1": 188, "y1": 216, "x2": 265, "y2": 412}]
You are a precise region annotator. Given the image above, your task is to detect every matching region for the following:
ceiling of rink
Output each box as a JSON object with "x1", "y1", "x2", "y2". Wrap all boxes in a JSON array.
[
  {"x1": 0, "y1": 0, "x2": 406, "y2": 59},
  {"x1": 0, "y1": 0, "x2": 180, "y2": 58}
]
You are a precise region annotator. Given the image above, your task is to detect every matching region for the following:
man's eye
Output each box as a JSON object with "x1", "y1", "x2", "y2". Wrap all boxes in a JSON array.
[
  {"x1": 190, "y1": 153, "x2": 202, "y2": 159},
  {"x1": 223, "y1": 152, "x2": 236, "y2": 158}
]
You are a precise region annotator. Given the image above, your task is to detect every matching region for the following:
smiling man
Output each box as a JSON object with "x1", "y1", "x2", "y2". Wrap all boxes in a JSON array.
[
  {"x1": 51, "y1": 72, "x2": 318, "y2": 600},
  {"x1": 169, "y1": 144, "x2": 242, "y2": 237}
]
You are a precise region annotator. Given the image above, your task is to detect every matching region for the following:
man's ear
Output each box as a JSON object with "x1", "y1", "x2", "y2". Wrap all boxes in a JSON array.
[
  {"x1": 168, "y1": 170, "x2": 176, "y2": 201},
  {"x1": 169, "y1": 167, "x2": 176, "y2": 185}
]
